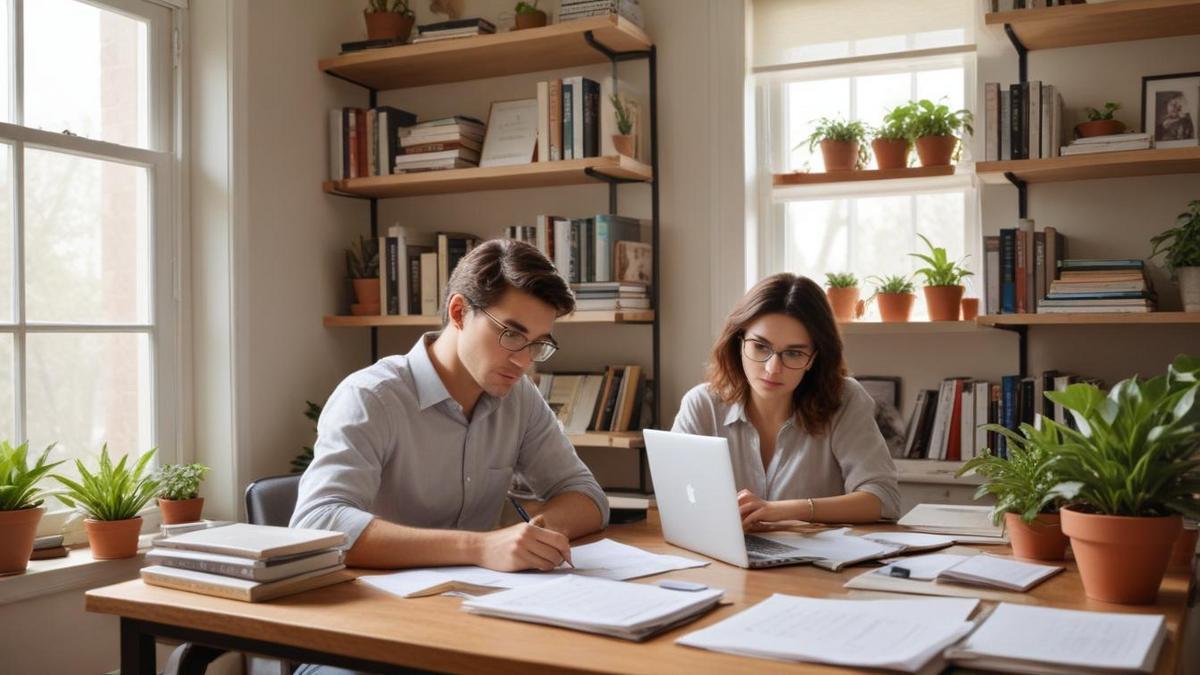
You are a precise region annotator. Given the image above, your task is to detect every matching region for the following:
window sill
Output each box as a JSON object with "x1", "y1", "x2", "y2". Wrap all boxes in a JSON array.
[{"x1": 0, "y1": 533, "x2": 157, "y2": 607}]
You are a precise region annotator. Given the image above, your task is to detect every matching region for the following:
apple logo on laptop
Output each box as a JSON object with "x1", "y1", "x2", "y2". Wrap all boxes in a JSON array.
[{"x1": 685, "y1": 483, "x2": 696, "y2": 504}]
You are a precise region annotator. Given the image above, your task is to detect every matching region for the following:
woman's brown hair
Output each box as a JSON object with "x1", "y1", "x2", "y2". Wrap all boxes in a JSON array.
[{"x1": 706, "y1": 273, "x2": 847, "y2": 435}]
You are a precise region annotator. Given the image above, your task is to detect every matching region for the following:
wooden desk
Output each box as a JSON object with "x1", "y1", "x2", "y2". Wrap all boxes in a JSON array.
[{"x1": 86, "y1": 513, "x2": 1195, "y2": 674}]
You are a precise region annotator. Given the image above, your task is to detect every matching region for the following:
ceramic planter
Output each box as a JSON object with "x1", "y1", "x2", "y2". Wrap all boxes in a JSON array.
[
  {"x1": 875, "y1": 292, "x2": 915, "y2": 322},
  {"x1": 85, "y1": 516, "x2": 144, "y2": 560},
  {"x1": 819, "y1": 140, "x2": 859, "y2": 172},
  {"x1": 364, "y1": 11, "x2": 414, "y2": 42},
  {"x1": 923, "y1": 285, "x2": 964, "y2": 321},
  {"x1": 0, "y1": 506, "x2": 45, "y2": 574},
  {"x1": 960, "y1": 297, "x2": 980, "y2": 321},
  {"x1": 1061, "y1": 506, "x2": 1181, "y2": 604},
  {"x1": 914, "y1": 135, "x2": 958, "y2": 167},
  {"x1": 1004, "y1": 512, "x2": 1069, "y2": 562},
  {"x1": 871, "y1": 138, "x2": 909, "y2": 170},
  {"x1": 1178, "y1": 267, "x2": 1200, "y2": 312},
  {"x1": 1075, "y1": 119, "x2": 1125, "y2": 138},
  {"x1": 158, "y1": 497, "x2": 204, "y2": 525},
  {"x1": 612, "y1": 134, "x2": 635, "y2": 158},
  {"x1": 514, "y1": 10, "x2": 548, "y2": 29},
  {"x1": 826, "y1": 287, "x2": 863, "y2": 322},
  {"x1": 351, "y1": 278, "x2": 381, "y2": 316}
]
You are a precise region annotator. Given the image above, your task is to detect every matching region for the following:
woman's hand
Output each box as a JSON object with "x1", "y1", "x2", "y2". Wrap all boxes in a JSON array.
[{"x1": 737, "y1": 489, "x2": 791, "y2": 531}]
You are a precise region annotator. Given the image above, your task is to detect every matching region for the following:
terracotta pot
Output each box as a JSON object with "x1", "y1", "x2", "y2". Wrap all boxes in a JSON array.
[
  {"x1": 826, "y1": 287, "x2": 864, "y2": 322},
  {"x1": 1005, "y1": 512, "x2": 1069, "y2": 562},
  {"x1": 364, "y1": 11, "x2": 414, "y2": 42},
  {"x1": 1061, "y1": 506, "x2": 1181, "y2": 604},
  {"x1": 352, "y1": 278, "x2": 380, "y2": 306},
  {"x1": 1178, "y1": 267, "x2": 1200, "y2": 312},
  {"x1": 961, "y1": 297, "x2": 980, "y2": 321},
  {"x1": 612, "y1": 134, "x2": 635, "y2": 158},
  {"x1": 514, "y1": 9, "x2": 548, "y2": 30},
  {"x1": 914, "y1": 135, "x2": 958, "y2": 167},
  {"x1": 871, "y1": 138, "x2": 909, "y2": 170},
  {"x1": 875, "y1": 292, "x2": 915, "y2": 323},
  {"x1": 1170, "y1": 526, "x2": 1198, "y2": 569},
  {"x1": 158, "y1": 497, "x2": 204, "y2": 525},
  {"x1": 85, "y1": 516, "x2": 144, "y2": 560},
  {"x1": 819, "y1": 140, "x2": 859, "y2": 172},
  {"x1": 0, "y1": 506, "x2": 45, "y2": 574},
  {"x1": 1075, "y1": 119, "x2": 1125, "y2": 139},
  {"x1": 923, "y1": 285, "x2": 964, "y2": 321}
]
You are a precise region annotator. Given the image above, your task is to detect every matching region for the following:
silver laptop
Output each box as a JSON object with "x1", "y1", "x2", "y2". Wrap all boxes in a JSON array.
[{"x1": 643, "y1": 429, "x2": 817, "y2": 569}]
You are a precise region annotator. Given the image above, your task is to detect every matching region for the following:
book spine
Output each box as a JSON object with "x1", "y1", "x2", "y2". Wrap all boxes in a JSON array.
[
  {"x1": 1034, "y1": 230, "x2": 1046, "y2": 311},
  {"x1": 984, "y1": 83, "x2": 999, "y2": 162},
  {"x1": 1000, "y1": 89, "x2": 1012, "y2": 161},
  {"x1": 537, "y1": 80, "x2": 550, "y2": 162},
  {"x1": 1001, "y1": 375, "x2": 1019, "y2": 458},
  {"x1": 984, "y1": 235, "x2": 1000, "y2": 315},
  {"x1": 549, "y1": 80, "x2": 562, "y2": 161},
  {"x1": 1020, "y1": 218, "x2": 1036, "y2": 313},
  {"x1": 562, "y1": 83, "x2": 574, "y2": 160},
  {"x1": 1000, "y1": 228, "x2": 1016, "y2": 313},
  {"x1": 583, "y1": 79, "x2": 600, "y2": 158},
  {"x1": 1009, "y1": 84, "x2": 1023, "y2": 160},
  {"x1": 141, "y1": 569, "x2": 249, "y2": 601},
  {"x1": 1028, "y1": 80, "x2": 1041, "y2": 160},
  {"x1": 155, "y1": 558, "x2": 258, "y2": 580},
  {"x1": 386, "y1": 237, "x2": 400, "y2": 315}
]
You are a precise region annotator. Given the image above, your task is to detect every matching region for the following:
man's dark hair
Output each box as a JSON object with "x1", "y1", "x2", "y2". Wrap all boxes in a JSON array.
[{"x1": 443, "y1": 238, "x2": 575, "y2": 323}]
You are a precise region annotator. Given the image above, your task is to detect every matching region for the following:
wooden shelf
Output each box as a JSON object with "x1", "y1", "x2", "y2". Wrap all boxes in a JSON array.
[
  {"x1": 977, "y1": 312, "x2": 1200, "y2": 326},
  {"x1": 839, "y1": 320, "x2": 994, "y2": 335},
  {"x1": 319, "y1": 16, "x2": 652, "y2": 90},
  {"x1": 324, "y1": 310, "x2": 654, "y2": 328},
  {"x1": 986, "y1": 0, "x2": 1200, "y2": 51},
  {"x1": 568, "y1": 431, "x2": 644, "y2": 449},
  {"x1": 324, "y1": 156, "x2": 652, "y2": 198},
  {"x1": 976, "y1": 147, "x2": 1200, "y2": 184},
  {"x1": 895, "y1": 459, "x2": 983, "y2": 486},
  {"x1": 773, "y1": 165, "x2": 954, "y2": 186}
]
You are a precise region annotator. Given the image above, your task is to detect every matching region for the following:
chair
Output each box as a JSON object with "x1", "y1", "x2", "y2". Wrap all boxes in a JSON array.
[{"x1": 244, "y1": 473, "x2": 303, "y2": 526}]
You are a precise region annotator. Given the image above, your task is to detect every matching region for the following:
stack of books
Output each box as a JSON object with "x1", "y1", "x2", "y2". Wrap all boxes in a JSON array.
[
  {"x1": 141, "y1": 523, "x2": 350, "y2": 602},
  {"x1": 505, "y1": 214, "x2": 648, "y2": 284},
  {"x1": 1060, "y1": 132, "x2": 1151, "y2": 156},
  {"x1": 411, "y1": 18, "x2": 495, "y2": 43},
  {"x1": 560, "y1": 0, "x2": 644, "y2": 28},
  {"x1": 982, "y1": 81, "x2": 1063, "y2": 161},
  {"x1": 395, "y1": 116, "x2": 485, "y2": 173},
  {"x1": 535, "y1": 365, "x2": 649, "y2": 434},
  {"x1": 1039, "y1": 259, "x2": 1156, "y2": 314},
  {"x1": 30, "y1": 534, "x2": 67, "y2": 560},
  {"x1": 983, "y1": 219, "x2": 1065, "y2": 314},
  {"x1": 572, "y1": 281, "x2": 649, "y2": 311}
]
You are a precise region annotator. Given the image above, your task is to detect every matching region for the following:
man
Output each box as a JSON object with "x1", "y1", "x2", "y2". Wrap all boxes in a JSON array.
[{"x1": 291, "y1": 238, "x2": 608, "y2": 572}]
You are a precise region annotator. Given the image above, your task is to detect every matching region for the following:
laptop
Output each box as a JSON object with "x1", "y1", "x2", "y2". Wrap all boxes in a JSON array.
[{"x1": 643, "y1": 429, "x2": 818, "y2": 569}]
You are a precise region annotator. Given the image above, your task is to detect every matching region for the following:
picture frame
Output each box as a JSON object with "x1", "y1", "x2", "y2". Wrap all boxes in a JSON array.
[
  {"x1": 1141, "y1": 72, "x2": 1200, "y2": 149},
  {"x1": 614, "y1": 241, "x2": 652, "y2": 284},
  {"x1": 854, "y1": 376, "x2": 906, "y2": 458},
  {"x1": 479, "y1": 98, "x2": 540, "y2": 168}
]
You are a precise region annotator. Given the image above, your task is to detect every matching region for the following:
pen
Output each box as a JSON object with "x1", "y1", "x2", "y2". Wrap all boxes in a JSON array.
[{"x1": 509, "y1": 496, "x2": 575, "y2": 568}]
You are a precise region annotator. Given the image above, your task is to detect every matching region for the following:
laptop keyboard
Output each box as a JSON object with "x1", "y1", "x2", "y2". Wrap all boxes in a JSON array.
[{"x1": 744, "y1": 535, "x2": 801, "y2": 558}]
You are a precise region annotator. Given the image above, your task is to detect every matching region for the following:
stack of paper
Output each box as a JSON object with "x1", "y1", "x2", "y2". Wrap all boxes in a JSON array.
[
  {"x1": 947, "y1": 603, "x2": 1167, "y2": 674},
  {"x1": 462, "y1": 575, "x2": 723, "y2": 641},
  {"x1": 898, "y1": 504, "x2": 1006, "y2": 541},
  {"x1": 754, "y1": 528, "x2": 956, "y2": 572},
  {"x1": 678, "y1": 595, "x2": 979, "y2": 672},
  {"x1": 847, "y1": 551, "x2": 1062, "y2": 598}
]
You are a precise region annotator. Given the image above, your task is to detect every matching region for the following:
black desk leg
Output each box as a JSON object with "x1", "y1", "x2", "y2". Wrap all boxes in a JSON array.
[{"x1": 120, "y1": 618, "x2": 157, "y2": 675}]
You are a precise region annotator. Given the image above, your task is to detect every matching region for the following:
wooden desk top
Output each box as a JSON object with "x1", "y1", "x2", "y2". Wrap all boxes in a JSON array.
[{"x1": 86, "y1": 514, "x2": 1195, "y2": 674}]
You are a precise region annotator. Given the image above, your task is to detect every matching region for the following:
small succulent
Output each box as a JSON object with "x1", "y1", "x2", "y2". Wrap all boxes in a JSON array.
[
  {"x1": 1085, "y1": 102, "x2": 1120, "y2": 122},
  {"x1": 868, "y1": 274, "x2": 916, "y2": 295},
  {"x1": 825, "y1": 272, "x2": 859, "y2": 289},
  {"x1": 156, "y1": 463, "x2": 210, "y2": 501}
]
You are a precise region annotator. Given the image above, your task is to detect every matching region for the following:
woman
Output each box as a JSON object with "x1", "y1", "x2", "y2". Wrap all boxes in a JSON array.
[{"x1": 672, "y1": 273, "x2": 900, "y2": 528}]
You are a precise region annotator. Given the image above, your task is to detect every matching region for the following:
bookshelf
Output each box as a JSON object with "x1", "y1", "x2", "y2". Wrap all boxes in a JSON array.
[
  {"x1": 325, "y1": 310, "x2": 655, "y2": 328},
  {"x1": 976, "y1": 147, "x2": 1200, "y2": 185},
  {"x1": 978, "y1": 311, "x2": 1200, "y2": 327},
  {"x1": 839, "y1": 321, "x2": 995, "y2": 336},
  {"x1": 984, "y1": 0, "x2": 1200, "y2": 51}
]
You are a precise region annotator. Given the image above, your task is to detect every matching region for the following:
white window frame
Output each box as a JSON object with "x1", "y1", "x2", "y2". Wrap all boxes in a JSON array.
[{"x1": 0, "y1": 0, "x2": 184, "y2": 535}]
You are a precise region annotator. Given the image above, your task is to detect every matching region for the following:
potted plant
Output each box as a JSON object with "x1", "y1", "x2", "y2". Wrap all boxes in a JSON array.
[
  {"x1": 1076, "y1": 102, "x2": 1125, "y2": 139},
  {"x1": 957, "y1": 423, "x2": 1069, "y2": 561},
  {"x1": 610, "y1": 93, "x2": 636, "y2": 158},
  {"x1": 871, "y1": 102, "x2": 915, "y2": 170},
  {"x1": 514, "y1": 1, "x2": 548, "y2": 29},
  {"x1": 346, "y1": 235, "x2": 380, "y2": 316},
  {"x1": 1150, "y1": 199, "x2": 1200, "y2": 312},
  {"x1": 53, "y1": 445, "x2": 159, "y2": 560},
  {"x1": 0, "y1": 441, "x2": 63, "y2": 574},
  {"x1": 908, "y1": 99, "x2": 973, "y2": 167},
  {"x1": 155, "y1": 463, "x2": 211, "y2": 525},
  {"x1": 364, "y1": 0, "x2": 415, "y2": 42},
  {"x1": 867, "y1": 274, "x2": 916, "y2": 322},
  {"x1": 825, "y1": 272, "x2": 864, "y2": 322},
  {"x1": 803, "y1": 117, "x2": 869, "y2": 172},
  {"x1": 909, "y1": 234, "x2": 973, "y2": 321},
  {"x1": 1045, "y1": 355, "x2": 1200, "y2": 604}
]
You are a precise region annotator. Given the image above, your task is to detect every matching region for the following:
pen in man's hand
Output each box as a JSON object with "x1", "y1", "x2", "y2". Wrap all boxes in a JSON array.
[{"x1": 509, "y1": 496, "x2": 575, "y2": 568}]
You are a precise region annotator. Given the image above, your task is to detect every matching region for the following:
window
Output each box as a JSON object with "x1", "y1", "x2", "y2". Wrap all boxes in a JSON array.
[
  {"x1": 0, "y1": 0, "x2": 179, "y2": 513},
  {"x1": 753, "y1": 0, "x2": 978, "y2": 321}
]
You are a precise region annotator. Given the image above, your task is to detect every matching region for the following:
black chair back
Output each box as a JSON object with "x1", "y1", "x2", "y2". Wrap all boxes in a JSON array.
[{"x1": 244, "y1": 473, "x2": 302, "y2": 526}]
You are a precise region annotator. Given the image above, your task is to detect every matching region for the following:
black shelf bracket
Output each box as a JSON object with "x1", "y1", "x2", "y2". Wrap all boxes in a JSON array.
[
  {"x1": 582, "y1": 30, "x2": 652, "y2": 62},
  {"x1": 1003, "y1": 23, "x2": 1028, "y2": 84},
  {"x1": 993, "y1": 324, "x2": 1029, "y2": 378},
  {"x1": 324, "y1": 69, "x2": 376, "y2": 93},
  {"x1": 1004, "y1": 171, "x2": 1028, "y2": 219}
]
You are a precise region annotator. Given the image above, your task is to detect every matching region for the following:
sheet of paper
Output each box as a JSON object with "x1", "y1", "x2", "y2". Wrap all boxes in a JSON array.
[
  {"x1": 878, "y1": 553, "x2": 969, "y2": 581},
  {"x1": 757, "y1": 528, "x2": 901, "y2": 568},
  {"x1": 861, "y1": 531, "x2": 956, "y2": 549}
]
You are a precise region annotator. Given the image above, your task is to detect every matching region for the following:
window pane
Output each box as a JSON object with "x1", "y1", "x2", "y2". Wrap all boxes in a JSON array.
[
  {"x1": 0, "y1": 0, "x2": 10, "y2": 123},
  {"x1": 0, "y1": 333, "x2": 12, "y2": 442},
  {"x1": 856, "y1": 73, "x2": 911, "y2": 139},
  {"x1": 787, "y1": 79, "x2": 851, "y2": 173},
  {"x1": 25, "y1": 148, "x2": 151, "y2": 324},
  {"x1": 916, "y1": 68, "x2": 965, "y2": 111},
  {"x1": 25, "y1": 332, "x2": 153, "y2": 472},
  {"x1": 0, "y1": 143, "x2": 11, "y2": 322},
  {"x1": 24, "y1": 0, "x2": 150, "y2": 148}
]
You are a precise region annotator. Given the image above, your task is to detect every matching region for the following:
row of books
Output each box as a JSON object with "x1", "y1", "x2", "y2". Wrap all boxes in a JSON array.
[
  {"x1": 560, "y1": 0, "x2": 644, "y2": 27},
  {"x1": 1041, "y1": 259, "x2": 1156, "y2": 313},
  {"x1": 982, "y1": 81, "x2": 1063, "y2": 162},
  {"x1": 573, "y1": 281, "x2": 649, "y2": 311},
  {"x1": 535, "y1": 76, "x2": 641, "y2": 162},
  {"x1": 412, "y1": 17, "x2": 495, "y2": 43},
  {"x1": 377, "y1": 228, "x2": 478, "y2": 316},
  {"x1": 536, "y1": 366, "x2": 650, "y2": 434},
  {"x1": 982, "y1": 218, "x2": 1065, "y2": 314},
  {"x1": 328, "y1": 105, "x2": 416, "y2": 180},
  {"x1": 1060, "y1": 132, "x2": 1152, "y2": 156},
  {"x1": 989, "y1": 0, "x2": 1085, "y2": 9},
  {"x1": 395, "y1": 116, "x2": 485, "y2": 173},
  {"x1": 504, "y1": 214, "x2": 650, "y2": 285}
]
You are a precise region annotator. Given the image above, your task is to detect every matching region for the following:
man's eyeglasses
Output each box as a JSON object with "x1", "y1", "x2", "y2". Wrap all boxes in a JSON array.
[
  {"x1": 740, "y1": 337, "x2": 814, "y2": 370},
  {"x1": 475, "y1": 307, "x2": 559, "y2": 362}
]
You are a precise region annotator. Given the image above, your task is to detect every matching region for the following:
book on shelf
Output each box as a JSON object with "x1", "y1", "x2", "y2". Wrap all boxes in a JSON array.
[
  {"x1": 398, "y1": 138, "x2": 482, "y2": 155},
  {"x1": 986, "y1": 220, "x2": 1065, "y2": 315},
  {"x1": 1038, "y1": 258, "x2": 1156, "y2": 313},
  {"x1": 436, "y1": 233, "x2": 480, "y2": 314},
  {"x1": 329, "y1": 106, "x2": 418, "y2": 180},
  {"x1": 140, "y1": 564, "x2": 351, "y2": 603},
  {"x1": 380, "y1": 226, "x2": 434, "y2": 316},
  {"x1": 1060, "y1": 137, "x2": 1151, "y2": 156},
  {"x1": 339, "y1": 37, "x2": 407, "y2": 53},
  {"x1": 415, "y1": 17, "x2": 496, "y2": 34},
  {"x1": 533, "y1": 77, "x2": 602, "y2": 162},
  {"x1": 505, "y1": 215, "x2": 650, "y2": 287},
  {"x1": 560, "y1": 0, "x2": 644, "y2": 28},
  {"x1": 983, "y1": 80, "x2": 1061, "y2": 161},
  {"x1": 534, "y1": 366, "x2": 650, "y2": 434}
]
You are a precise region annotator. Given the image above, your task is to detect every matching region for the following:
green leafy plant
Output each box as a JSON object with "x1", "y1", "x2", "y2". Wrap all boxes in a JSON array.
[
  {"x1": 1150, "y1": 199, "x2": 1200, "y2": 278},
  {"x1": 1085, "y1": 102, "x2": 1120, "y2": 122},
  {"x1": 873, "y1": 102, "x2": 917, "y2": 142},
  {"x1": 867, "y1": 274, "x2": 916, "y2": 295},
  {"x1": 909, "y1": 234, "x2": 973, "y2": 287},
  {"x1": 345, "y1": 235, "x2": 380, "y2": 279},
  {"x1": 291, "y1": 400, "x2": 324, "y2": 473},
  {"x1": 52, "y1": 445, "x2": 160, "y2": 521},
  {"x1": 515, "y1": 0, "x2": 540, "y2": 14},
  {"x1": 0, "y1": 441, "x2": 63, "y2": 511},
  {"x1": 366, "y1": 0, "x2": 414, "y2": 16},
  {"x1": 825, "y1": 272, "x2": 859, "y2": 289},
  {"x1": 610, "y1": 93, "x2": 634, "y2": 136},
  {"x1": 1044, "y1": 354, "x2": 1200, "y2": 520},
  {"x1": 155, "y1": 463, "x2": 210, "y2": 501},
  {"x1": 909, "y1": 99, "x2": 974, "y2": 138},
  {"x1": 957, "y1": 423, "x2": 1065, "y2": 525},
  {"x1": 801, "y1": 117, "x2": 870, "y2": 169}
]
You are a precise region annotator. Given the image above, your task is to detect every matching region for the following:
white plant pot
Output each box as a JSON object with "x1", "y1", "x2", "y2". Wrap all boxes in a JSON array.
[{"x1": 1180, "y1": 267, "x2": 1200, "y2": 312}]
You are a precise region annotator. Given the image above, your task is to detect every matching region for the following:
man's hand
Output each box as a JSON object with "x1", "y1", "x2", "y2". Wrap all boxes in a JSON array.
[
  {"x1": 473, "y1": 515, "x2": 573, "y2": 571},
  {"x1": 737, "y1": 489, "x2": 790, "y2": 532}
]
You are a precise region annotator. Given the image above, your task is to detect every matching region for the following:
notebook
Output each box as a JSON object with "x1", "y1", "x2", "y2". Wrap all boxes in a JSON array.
[
  {"x1": 946, "y1": 603, "x2": 1167, "y2": 674},
  {"x1": 461, "y1": 574, "x2": 724, "y2": 641},
  {"x1": 877, "y1": 552, "x2": 1062, "y2": 592},
  {"x1": 897, "y1": 504, "x2": 1006, "y2": 541},
  {"x1": 155, "y1": 523, "x2": 346, "y2": 560},
  {"x1": 140, "y1": 564, "x2": 352, "y2": 602}
]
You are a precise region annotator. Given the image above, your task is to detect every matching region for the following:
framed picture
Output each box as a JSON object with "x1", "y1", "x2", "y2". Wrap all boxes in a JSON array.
[
  {"x1": 1141, "y1": 72, "x2": 1200, "y2": 149},
  {"x1": 614, "y1": 241, "x2": 652, "y2": 284},
  {"x1": 855, "y1": 376, "x2": 906, "y2": 458},
  {"x1": 479, "y1": 98, "x2": 539, "y2": 168}
]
